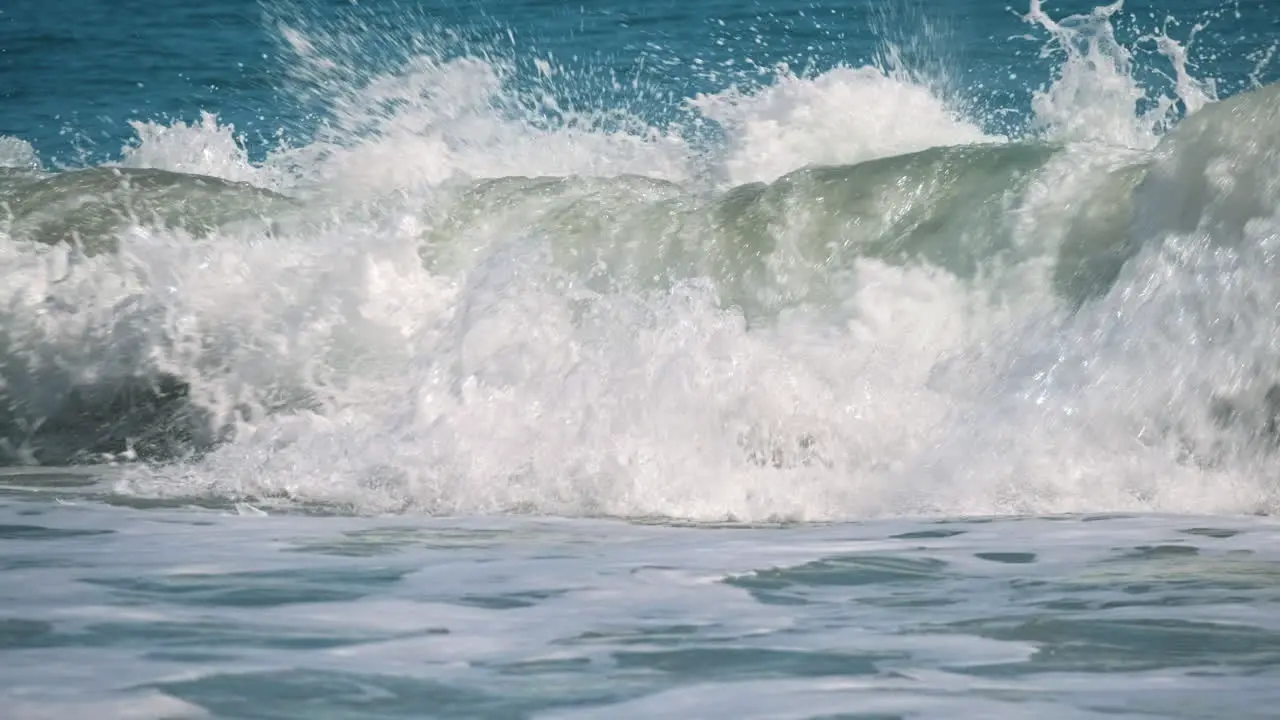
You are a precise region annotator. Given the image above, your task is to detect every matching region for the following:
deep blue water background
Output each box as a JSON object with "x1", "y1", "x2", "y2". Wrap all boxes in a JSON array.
[{"x1": 3, "y1": 0, "x2": 1278, "y2": 167}]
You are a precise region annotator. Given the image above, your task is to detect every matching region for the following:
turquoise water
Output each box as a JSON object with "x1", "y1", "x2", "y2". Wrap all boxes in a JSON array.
[
  {"x1": 4, "y1": 0, "x2": 1280, "y2": 716},
  {"x1": 4, "y1": 480, "x2": 1280, "y2": 719}
]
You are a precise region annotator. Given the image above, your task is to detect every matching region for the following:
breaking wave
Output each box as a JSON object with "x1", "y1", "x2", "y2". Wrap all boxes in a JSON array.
[{"x1": 2, "y1": 1, "x2": 1278, "y2": 520}]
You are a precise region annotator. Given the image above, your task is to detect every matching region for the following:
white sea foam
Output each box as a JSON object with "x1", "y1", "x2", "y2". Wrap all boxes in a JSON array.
[
  {"x1": 0, "y1": 136, "x2": 42, "y2": 170},
  {"x1": 692, "y1": 64, "x2": 995, "y2": 185}
]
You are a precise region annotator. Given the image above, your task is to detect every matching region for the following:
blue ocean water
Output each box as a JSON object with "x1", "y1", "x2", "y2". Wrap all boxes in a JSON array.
[
  {"x1": 3, "y1": 0, "x2": 1280, "y2": 717},
  {"x1": 5, "y1": 0, "x2": 1276, "y2": 162}
]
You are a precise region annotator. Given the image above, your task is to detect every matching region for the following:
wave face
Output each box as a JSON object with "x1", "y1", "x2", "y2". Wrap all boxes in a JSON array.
[
  {"x1": 2, "y1": 167, "x2": 293, "y2": 254},
  {"x1": 2, "y1": 2, "x2": 1279, "y2": 520}
]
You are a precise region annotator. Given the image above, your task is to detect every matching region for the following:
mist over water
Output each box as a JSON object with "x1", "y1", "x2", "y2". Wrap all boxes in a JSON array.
[{"x1": 2, "y1": 0, "x2": 1279, "y2": 521}]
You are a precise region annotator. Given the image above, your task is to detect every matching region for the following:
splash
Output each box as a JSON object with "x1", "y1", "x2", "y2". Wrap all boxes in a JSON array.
[
  {"x1": 0, "y1": 137, "x2": 41, "y2": 170},
  {"x1": 1022, "y1": 0, "x2": 1217, "y2": 148},
  {"x1": 692, "y1": 65, "x2": 994, "y2": 185},
  {"x1": 120, "y1": 113, "x2": 265, "y2": 186}
]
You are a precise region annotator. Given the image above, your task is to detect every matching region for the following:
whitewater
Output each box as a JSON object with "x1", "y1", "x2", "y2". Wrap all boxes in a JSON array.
[{"x1": 2, "y1": 0, "x2": 1280, "y2": 717}]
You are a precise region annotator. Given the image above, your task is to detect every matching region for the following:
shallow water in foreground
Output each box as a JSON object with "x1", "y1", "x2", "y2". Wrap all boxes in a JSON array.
[{"x1": 3, "y1": 473, "x2": 1280, "y2": 719}]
